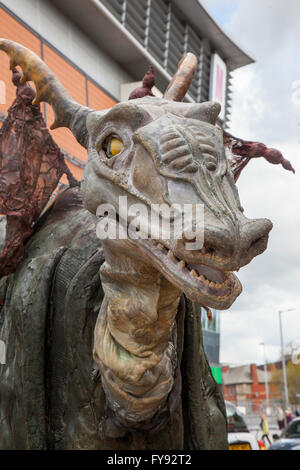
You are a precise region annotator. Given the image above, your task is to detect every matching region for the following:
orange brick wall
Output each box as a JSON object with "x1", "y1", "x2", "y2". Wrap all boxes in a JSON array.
[
  {"x1": 0, "y1": 8, "x2": 40, "y2": 115},
  {"x1": 0, "y1": 6, "x2": 117, "y2": 182},
  {"x1": 88, "y1": 80, "x2": 117, "y2": 110},
  {"x1": 43, "y1": 44, "x2": 88, "y2": 162}
]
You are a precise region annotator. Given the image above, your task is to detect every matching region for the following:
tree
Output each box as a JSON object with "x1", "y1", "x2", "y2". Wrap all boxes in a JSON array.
[{"x1": 270, "y1": 362, "x2": 300, "y2": 405}]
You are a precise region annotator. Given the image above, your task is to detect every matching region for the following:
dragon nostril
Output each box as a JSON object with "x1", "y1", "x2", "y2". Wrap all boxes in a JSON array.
[
  {"x1": 205, "y1": 245, "x2": 215, "y2": 255},
  {"x1": 250, "y1": 235, "x2": 267, "y2": 250},
  {"x1": 242, "y1": 219, "x2": 272, "y2": 259}
]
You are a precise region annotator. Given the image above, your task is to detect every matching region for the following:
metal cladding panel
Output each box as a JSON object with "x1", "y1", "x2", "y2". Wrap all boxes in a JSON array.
[
  {"x1": 199, "y1": 45, "x2": 211, "y2": 103},
  {"x1": 125, "y1": 0, "x2": 148, "y2": 45},
  {"x1": 167, "y1": 9, "x2": 185, "y2": 74},
  {"x1": 224, "y1": 71, "x2": 234, "y2": 128},
  {"x1": 98, "y1": 1, "x2": 215, "y2": 104},
  {"x1": 98, "y1": 0, "x2": 230, "y2": 121},
  {"x1": 186, "y1": 25, "x2": 202, "y2": 101},
  {"x1": 148, "y1": 0, "x2": 169, "y2": 64},
  {"x1": 101, "y1": 0, "x2": 124, "y2": 21},
  {"x1": 203, "y1": 330, "x2": 220, "y2": 365}
]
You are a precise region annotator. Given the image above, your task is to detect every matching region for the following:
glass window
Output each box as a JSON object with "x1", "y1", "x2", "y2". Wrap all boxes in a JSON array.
[
  {"x1": 285, "y1": 420, "x2": 300, "y2": 439},
  {"x1": 225, "y1": 402, "x2": 248, "y2": 433},
  {"x1": 202, "y1": 309, "x2": 220, "y2": 333}
]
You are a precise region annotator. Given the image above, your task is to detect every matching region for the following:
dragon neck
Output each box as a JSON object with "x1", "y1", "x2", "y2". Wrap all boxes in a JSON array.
[{"x1": 93, "y1": 239, "x2": 181, "y2": 429}]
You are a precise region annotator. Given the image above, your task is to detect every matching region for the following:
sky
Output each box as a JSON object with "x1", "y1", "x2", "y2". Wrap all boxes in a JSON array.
[{"x1": 201, "y1": 0, "x2": 300, "y2": 366}]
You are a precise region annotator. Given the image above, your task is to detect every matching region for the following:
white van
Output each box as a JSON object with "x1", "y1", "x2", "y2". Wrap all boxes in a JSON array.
[{"x1": 225, "y1": 401, "x2": 261, "y2": 450}]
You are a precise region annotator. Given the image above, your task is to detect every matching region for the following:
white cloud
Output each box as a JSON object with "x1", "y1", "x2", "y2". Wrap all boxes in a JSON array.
[{"x1": 202, "y1": 0, "x2": 300, "y2": 366}]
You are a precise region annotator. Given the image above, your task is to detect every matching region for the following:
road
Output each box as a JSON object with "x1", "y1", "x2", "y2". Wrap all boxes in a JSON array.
[{"x1": 244, "y1": 414, "x2": 280, "y2": 448}]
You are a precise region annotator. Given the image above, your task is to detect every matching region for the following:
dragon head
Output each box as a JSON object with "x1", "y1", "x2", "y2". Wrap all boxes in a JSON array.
[
  {"x1": 0, "y1": 40, "x2": 272, "y2": 311},
  {"x1": 80, "y1": 57, "x2": 272, "y2": 310},
  {"x1": 82, "y1": 96, "x2": 272, "y2": 310}
]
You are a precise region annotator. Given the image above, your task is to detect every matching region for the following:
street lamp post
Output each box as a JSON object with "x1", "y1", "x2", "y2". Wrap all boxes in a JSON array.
[
  {"x1": 260, "y1": 342, "x2": 270, "y2": 412},
  {"x1": 278, "y1": 308, "x2": 295, "y2": 414}
]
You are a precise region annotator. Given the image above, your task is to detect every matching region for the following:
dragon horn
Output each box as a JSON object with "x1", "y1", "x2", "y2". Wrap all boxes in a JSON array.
[
  {"x1": 164, "y1": 52, "x2": 198, "y2": 102},
  {"x1": 0, "y1": 39, "x2": 92, "y2": 148}
]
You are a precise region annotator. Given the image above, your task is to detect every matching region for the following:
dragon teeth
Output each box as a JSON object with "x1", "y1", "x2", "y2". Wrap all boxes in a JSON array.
[{"x1": 150, "y1": 241, "x2": 228, "y2": 289}]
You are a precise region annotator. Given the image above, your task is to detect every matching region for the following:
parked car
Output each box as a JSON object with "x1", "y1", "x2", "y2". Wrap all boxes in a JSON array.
[
  {"x1": 268, "y1": 417, "x2": 300, "y2": 450},
  {"x1": 225, "y1": 401, "x2": 261, "y2": 450}
]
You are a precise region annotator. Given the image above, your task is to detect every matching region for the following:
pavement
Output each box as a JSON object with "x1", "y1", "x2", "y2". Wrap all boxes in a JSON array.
[{"x1": 244, "y1": 414, "x2": 280, "y2": 449}]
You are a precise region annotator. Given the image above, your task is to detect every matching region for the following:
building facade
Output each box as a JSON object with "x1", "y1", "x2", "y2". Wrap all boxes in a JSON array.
[
  {"x1": 222, "y1": 363, "x2": 282, "y2": 413},
  {"x1": 201, "y1": 308, "x2": 220, "y2": 363},
  {"x1": 201, "y1": 309, "x2": 221, "y2": 383}
]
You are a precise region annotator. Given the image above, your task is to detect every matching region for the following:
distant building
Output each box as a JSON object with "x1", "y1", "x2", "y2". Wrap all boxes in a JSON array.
[
  {"x1": 201, "y1": 309, "x2": 222, "y2": 384},
  {"x1": 256, "y1": 355, "x2": 292, "y2": 373},
  {"x1": 202, "y1": 308, "x2": 220, "y2": 364},
  {"x1": 222, "y1": 363, "x2": 281, "y2": 413}
]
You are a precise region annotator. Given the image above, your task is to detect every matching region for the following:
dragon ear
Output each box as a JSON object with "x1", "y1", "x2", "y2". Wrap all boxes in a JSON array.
[
  {"x1": 164, "y1": 52, "x2": 198, "y2": 102},
  {"x1": 223, "y1": 130, "x2": 295, "y2": 181},
  {"x1": 184, "y1": 101, "x2": 221, "y2": 125},
  {"x1": 0, "y1": 38, "x2": 92, "y2": 148}
]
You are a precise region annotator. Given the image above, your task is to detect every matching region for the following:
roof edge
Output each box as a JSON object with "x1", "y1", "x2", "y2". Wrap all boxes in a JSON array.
[{"x1": 173, "y1": 0, "x2": 254, "y2": 71}]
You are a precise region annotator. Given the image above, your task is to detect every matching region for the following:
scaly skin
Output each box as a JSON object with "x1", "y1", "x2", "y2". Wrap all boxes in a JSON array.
[{"x1": 94, "y1": 236, "x2": 181, "y2": 430}]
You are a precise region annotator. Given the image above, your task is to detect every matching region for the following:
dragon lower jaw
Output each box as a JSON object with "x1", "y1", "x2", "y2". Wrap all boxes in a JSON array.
[{"x1": 134, "y1": 237, "x2": 242, "y2": 310}]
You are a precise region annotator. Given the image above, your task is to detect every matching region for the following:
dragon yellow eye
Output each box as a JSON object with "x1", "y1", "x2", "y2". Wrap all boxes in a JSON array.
[{"x1": 103, "y1": 136, "x2": 124, "y2": 158}]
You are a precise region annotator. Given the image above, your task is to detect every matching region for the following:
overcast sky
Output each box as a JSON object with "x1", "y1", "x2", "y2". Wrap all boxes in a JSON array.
[{"x1": 201, "y1": 0, "x2": 300, "y2": 366}]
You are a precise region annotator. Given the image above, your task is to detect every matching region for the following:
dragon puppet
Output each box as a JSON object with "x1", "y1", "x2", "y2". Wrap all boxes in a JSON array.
[{"x1": 0, "y1": 40, "x2": 294, "y2": 450}]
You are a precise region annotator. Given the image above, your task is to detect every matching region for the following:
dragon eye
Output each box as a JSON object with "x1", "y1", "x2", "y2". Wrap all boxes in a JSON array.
[{"x1": 102, "y1": 135, "x2": 124, "y2": 158}]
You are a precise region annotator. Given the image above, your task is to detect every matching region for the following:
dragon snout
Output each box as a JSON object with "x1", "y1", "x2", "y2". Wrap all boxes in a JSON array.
[
  {"x1": 170, "y1": 217, "x2": 272, "y2": 272},
  {"x1": 237, "y1": 218, "x2": 273, "y2": 268}
]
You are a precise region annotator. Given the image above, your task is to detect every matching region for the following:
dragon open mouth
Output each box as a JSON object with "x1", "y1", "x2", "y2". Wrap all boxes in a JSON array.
[{"x1": 135, "y1": 237, "x2": 242, "y2": 310}]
